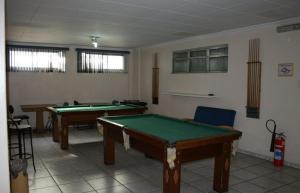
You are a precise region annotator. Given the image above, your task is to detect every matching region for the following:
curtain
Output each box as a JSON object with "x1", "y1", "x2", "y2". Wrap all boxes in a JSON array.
[
  {"x1": 76, "y1": 48, "x2": 130, "y2": 73},
  {"x1": 7, "y1": 45, "x2": 69, "y2": 72}
]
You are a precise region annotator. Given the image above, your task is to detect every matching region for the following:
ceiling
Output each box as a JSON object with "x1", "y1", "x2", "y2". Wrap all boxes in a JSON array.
[{"x1": 6, "y1": 0, "x2": 300, "y2": 48}]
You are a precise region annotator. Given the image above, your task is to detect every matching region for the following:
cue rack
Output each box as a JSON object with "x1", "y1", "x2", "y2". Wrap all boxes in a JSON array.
[
  {"x1": 152, "y1": 53, "x2": 159, "y2": 104},
  {"x1": 246, "y1": 38, "x2": 261, "y2": 118}
]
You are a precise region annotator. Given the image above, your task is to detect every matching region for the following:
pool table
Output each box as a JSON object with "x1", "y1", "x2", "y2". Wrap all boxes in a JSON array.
[
  {"x1": 97, "y1": 114, "x2": 242, "y2": 193},
  {"x1": 48, "y1": 104, "x2": 147, "y2": 149}
]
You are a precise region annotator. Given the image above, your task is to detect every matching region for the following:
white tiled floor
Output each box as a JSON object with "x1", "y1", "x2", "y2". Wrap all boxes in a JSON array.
[{"x1": 19, "y1": 127, "x2": 300, "y2": 193}]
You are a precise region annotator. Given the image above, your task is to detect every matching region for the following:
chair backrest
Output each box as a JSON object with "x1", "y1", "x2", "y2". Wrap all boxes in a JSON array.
[
  {"x1": 8, "y1": 105, "x2": 14, "y2": 114},
  {"x1": 193, "y1": 106, "x2": 236, "y2": 127},
  {"x1": 112, "y1": 100, "x2": 119, "y2": 105},
  {"x1": 8, "y1": 117, "x2": 19, "y2": 129},
  {"x1": 74, "y1": 100, "x2": 80, "y2": 105}
]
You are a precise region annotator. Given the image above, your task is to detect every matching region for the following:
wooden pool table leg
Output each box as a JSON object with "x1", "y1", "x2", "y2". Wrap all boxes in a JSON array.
[
  {"x1": 104, "y1": 127, "x2": 115, "y2": 165},
  {"x1": 35, "y1": 110, "x2": 44, "y2": 132},
  {"x1": 213, "y1": 142, "x2": 232, "y2": 192},
  {"x1": 60, "y1": 118, "x2": 69, "y2": 149},
  {"x1": 163, "y1": 150, "x2": 181, "y2": 193},
  {"x1": 52, "y1": 114, "x2": 59, "y2": 142}
]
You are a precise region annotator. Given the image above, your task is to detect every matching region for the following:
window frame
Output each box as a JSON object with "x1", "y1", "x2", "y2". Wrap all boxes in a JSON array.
[
  {"x1": 172, "y1": 44, "x2": 228, "y2": 73},
  {"x1": 6, "y1": 45, "x2": 69, "y2": 73},
  {"x1": 76, "y1": 48, "x2": 130, "y2": 73}
]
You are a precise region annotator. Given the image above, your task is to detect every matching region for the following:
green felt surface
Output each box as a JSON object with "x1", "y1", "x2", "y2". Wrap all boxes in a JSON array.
[
  {"x1": 53, "y1": 104, "x2": 143, "y2": 113},
  {"x1": 105, "y1": 114, "x2": 237, "y2": 144}
]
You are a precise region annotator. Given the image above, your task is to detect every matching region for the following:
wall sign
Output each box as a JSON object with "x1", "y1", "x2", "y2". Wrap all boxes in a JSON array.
[{"x1": 278, "y1": 63, "x2": 293, "y2": 76}]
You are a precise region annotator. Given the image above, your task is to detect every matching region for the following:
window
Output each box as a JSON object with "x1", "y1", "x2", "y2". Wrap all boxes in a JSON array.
[
  {"x1": 173, "y1": 45, "x2": 228, "y2": 73},
  {"x1": 7, "y1": 45, "x2": 68, "y2": 72},
  {"x1": 76, "y1": 48, "x2": 129, "y2": 73}
]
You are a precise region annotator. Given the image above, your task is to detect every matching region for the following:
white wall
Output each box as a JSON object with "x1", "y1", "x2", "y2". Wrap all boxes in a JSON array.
[
  {"x1": 7, "y1": 46, "x2": 139, "y2": 127},
  {"x1": 0, "y1": 0, "x2": 10, "y2": 191},
  {"x1": 138, "y1": 17, "x2": 300, "y2": 167}
]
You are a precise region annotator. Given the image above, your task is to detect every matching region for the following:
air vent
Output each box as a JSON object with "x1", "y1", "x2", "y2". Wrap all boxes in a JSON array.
[{"x1": 277, "y1": 23, "x2": 300, "y2": 33}]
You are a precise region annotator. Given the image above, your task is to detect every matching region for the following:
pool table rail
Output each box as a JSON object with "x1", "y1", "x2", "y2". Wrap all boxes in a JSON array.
[
  {"x1": 98, "y1": 116, "x2": 241, "y2": 163},
  {"x1": 100, "y1": 120, "x2": 167, "y2": 162},
  {"x1": 98, "y1": 114, "x2": 242, "y2": 193},
  {"x1": 48, "y1": 104, "x2": 147, "y2": 149}
]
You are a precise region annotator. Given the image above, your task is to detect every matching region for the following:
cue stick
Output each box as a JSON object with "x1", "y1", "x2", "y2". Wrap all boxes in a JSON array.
[
  {"x1": 255, "y1": 39, "x2": 259, "y2": 109},
  {"x1": 248, "y1": 39, "x2": 252, "y2": 107},
  {"x1": 252, "y1": 39, "x2": 256, "y2": 107},
  {"x1": 253, "y1": 39, "x2": 258, "y2": 108},
  {"x1": 152, "y1": 53, "x2": 159, "y2": 104},
  {"x1": 247, "y1": 38, "x2": 262, "y2": 117},
  {"x1": 253, "y1": 39, "x2": 256, "y2": 107},
  {"x1": 253, "y1": 39, "x2": 257, "y2": 108},
  {"x1": 250, "y1": 39, "x2": 254, "y2": 107},
  {"x1": 256, "y1": 39, "x2": 261, "y2": 109},
  {"x1": 247, "y1": 60, "x2": 251, "y2": 106},
  {"x1": 250, "y1": 40, "x2": 254, "y2": 107},
  {"x1": 247, "y1": 40, "x2": 250, "y2": 106},
  {"x1": 256, "y1": 39, "x2": 259, "y2": 109},
  {"x1": 255, "y1": 39, "x2": 260, "y2": 109}
]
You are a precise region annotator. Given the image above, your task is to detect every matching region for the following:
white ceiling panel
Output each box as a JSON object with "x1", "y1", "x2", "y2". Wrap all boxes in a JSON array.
[
  {"x1": 150, "y1": 11, "x2": 208, "y2": 25},
  {"x1": 201, "y1": 0, "x2": 248, "y2": 9},
  {"x1": 266, "y1": 0, "x2": 300, "y2": 6},
  {"x1": 228, "y1": 0, "x2": 280, "y2": 15},
  {"x1": 6, "y1": 0, "x2": 300, "y2": 48},
  {"x1": 258, "y1": 6, "x2": 300, "y2": 20},
  {"x1": 41, "y1": 0, "x2": 160, "y2": 19},
  {"x1": 171, "y1": 3, "x2": 223, "y2": 17},
  {"x1": 6, "y1": 14, "x2": 32, "y2": 26},
  {"x1": 6, "y1": 1, "x2": 38, "y2": 14},
  {"x1": 108, "y1": 0, "x2": 193, "y2": 10}
]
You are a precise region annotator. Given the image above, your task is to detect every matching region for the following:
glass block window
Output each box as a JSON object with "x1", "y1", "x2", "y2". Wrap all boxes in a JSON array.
[
  {"x1": 172, "y1": 45, "x2": 228, "y2": 73},
  {"x1": 173, "y1": 52, "x2": 188, "y2": 73}
]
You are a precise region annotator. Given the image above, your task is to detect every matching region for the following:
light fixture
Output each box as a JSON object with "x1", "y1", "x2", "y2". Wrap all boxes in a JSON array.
[{"x1": 91, "y1": 36, "x2": 99, "y2": 48}]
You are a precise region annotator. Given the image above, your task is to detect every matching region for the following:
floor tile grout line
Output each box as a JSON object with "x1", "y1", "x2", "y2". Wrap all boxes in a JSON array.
[
  {"x1": 109, "y1": 170, "x2": 152, "y2": 192},
  {"x1": 38, "y1": 146, "x2": 64, "y2": 193},
  {"x1": 258, "y1": 178, "x2": 300, "y2": 193},
  {"x1": 228, "y1": 170, "x2": 300, "y2": 193},
  {"x1": 83, "y1": 174, "x2": 105, "y2": 193},
  {"x1": 247, "y1": 179, "x2": 284, "y2": 192},
  {"x1": 104, "y1": 163, "x2": 163, "y2": 193},
  {"x1": 80, "y1": 159, "x2": 139, "y2": 193},
  {"x1": 183, "y1": 158, "x2": 292, "y2": 193},
  {"x1": 30, "y1": 135, "x2": 300, "y2": 193}
]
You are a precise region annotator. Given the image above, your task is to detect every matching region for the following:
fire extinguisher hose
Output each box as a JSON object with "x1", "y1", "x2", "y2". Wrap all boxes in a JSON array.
[{"x1": 266, "y1": 119, "x2": 285, "y2": 152}]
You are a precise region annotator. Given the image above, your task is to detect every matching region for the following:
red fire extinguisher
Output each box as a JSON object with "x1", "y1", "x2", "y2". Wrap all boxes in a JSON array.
[
  {"x1": 266, "y1": 119, "x2": 286, "y2": 167},
  {"x1": 274, "y1": 134, "x2": 285, "y2": 167}
]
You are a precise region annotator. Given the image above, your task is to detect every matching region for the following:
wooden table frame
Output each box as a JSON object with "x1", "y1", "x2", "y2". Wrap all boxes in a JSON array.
[
  {"x1": 21, "y1": 104, "x2": 55, "y2": 132},
  {"x1": 98, "y1": 117, "x2": 241, "y2": 193},
  {"x1": 48, "y1": 106, "x2": 147, "y2": 149}
]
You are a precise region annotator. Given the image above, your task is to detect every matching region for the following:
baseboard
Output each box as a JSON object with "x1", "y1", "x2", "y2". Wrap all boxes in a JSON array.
[{"x1": 237, "y1": 149, "x2": 300, "y2": 169}]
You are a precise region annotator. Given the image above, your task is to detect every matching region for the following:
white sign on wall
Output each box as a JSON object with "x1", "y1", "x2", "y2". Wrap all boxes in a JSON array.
[{"x1": 278, "y1": 63, "x2": 293, "y2": 77}]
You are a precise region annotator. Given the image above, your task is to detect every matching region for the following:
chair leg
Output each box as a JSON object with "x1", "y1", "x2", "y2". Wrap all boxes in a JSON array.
[
  {"x1": 17, "y1": 130, "x2": 22, "y2": 159},
  {"x1": 29, "y1": 129, "x2": 36, "y2": 172},
  {"x1": 22, "y1": 131, "x2": 26, "y2": 159},
  {"x1": 46, "y1": 118, "x2": 53, "y2": 132},
  {"x1": 8, "y1": 130, "x2": 12, "y2": 159}
]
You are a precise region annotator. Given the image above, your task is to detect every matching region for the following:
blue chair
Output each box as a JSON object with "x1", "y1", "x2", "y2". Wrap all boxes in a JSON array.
[
  {"x1": 193, "y1": 106, "x2": 238, "y2": 155},
  {"x1": 193, "y1": 106, "x2": 236, "y2": 127}
]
